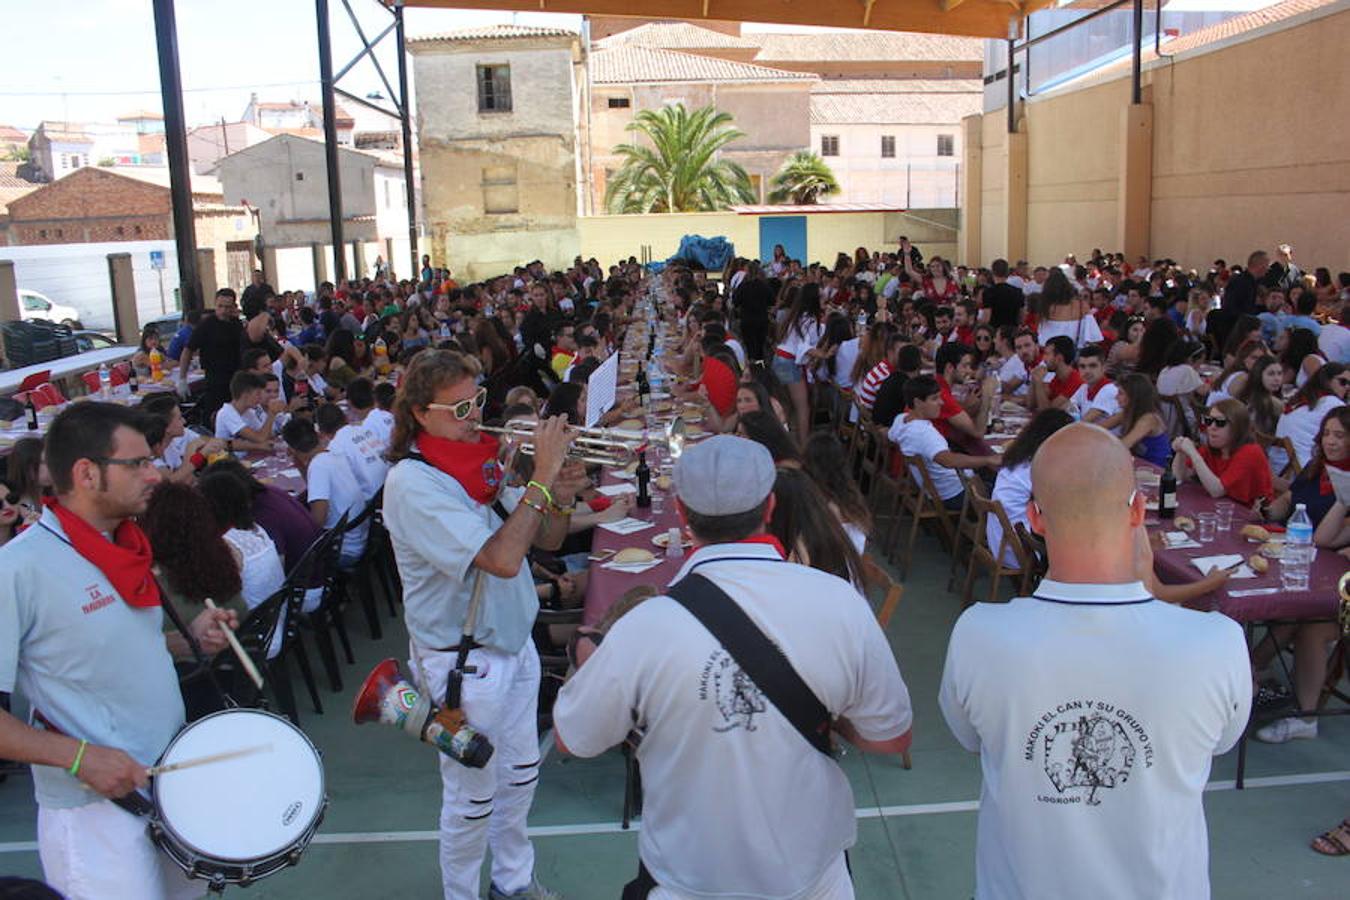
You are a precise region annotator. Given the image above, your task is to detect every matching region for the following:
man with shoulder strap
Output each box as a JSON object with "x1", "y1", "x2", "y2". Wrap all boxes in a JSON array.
[
  {"x1": 939, "y1": 424, "x2": 1251, "y2": 899},
  {"x1": 554, "y1": 435, "x2": 913, "y2": 899}
]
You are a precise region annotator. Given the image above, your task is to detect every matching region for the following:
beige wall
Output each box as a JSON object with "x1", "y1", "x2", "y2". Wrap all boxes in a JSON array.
[{"x1": 963, "y1": 4, "x2": 1350, "y2": 271}]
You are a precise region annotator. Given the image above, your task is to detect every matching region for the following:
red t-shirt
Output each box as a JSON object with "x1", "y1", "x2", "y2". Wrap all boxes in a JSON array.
[
  {"x1": 954, "y1": 325, "x2": 975, "y2": 346},
  {"x1": 1048, "y1": 368, "x2": 1084, "y2": 401},
  {"x1": 933, "y1": 375, "x2": 965, "y2": 438},
  {"x1": 699, "y1": 356, "x2": 738, "y2": 417},
  {"x1": 1197, "y1": 443, "x2": 1273, "y2": 505}
]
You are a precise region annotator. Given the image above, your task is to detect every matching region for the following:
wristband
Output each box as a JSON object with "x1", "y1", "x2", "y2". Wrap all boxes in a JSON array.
[
  {"x1": 520, "y1": 496, "x2": 548, "y2": 517},
  {"x1": 190, "y1": 452, "x2": 207, "y2": 471},
  {"x1": 69, "y1": 739, "x2": 88, "y2": 777},
  {"x1": 526, "y1": 480, "x2": 554, "y2": 506}
]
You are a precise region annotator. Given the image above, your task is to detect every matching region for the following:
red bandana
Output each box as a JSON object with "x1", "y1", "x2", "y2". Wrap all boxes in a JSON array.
[
  {"x1": 737, "y1": 534, "x2": 788, "y2": 559},
  {"x1": 1319, "y1": 456, "x2": 1350, "y2": 496},
  {"x1": 43, "y1": 498, "x2": 161, "y2": 609},
  {"x1": 1086, "y1": 377, "x2": 1114, "y2": 401},
  {"x1": 416, "y1": 432, "x2": 504, "y2": 506}
]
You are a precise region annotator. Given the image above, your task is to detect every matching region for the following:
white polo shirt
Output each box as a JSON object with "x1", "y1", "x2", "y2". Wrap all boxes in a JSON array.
[
  {"x1": 987, "y1": 463, "x2": 1033, "y2": 568},
  {"x1": 554, "y1": 542, "x2": 911, "y2": 898},
  {"x1": 363, "y1": 408, "x2": 394, "y2": 450},
  {"x1": 214, "y1": 402, "x2": 260, "y2": 440},
  {"x1": 939, "y1": 580, "x2": 1250, "y2": 900},
  {"x1": 327, "y1": 423, "x2": 389, "y2": 499},
  {"x1": 1071, "y1": 380, "x2": 1120, "y2": 426},
  {"x1": 888, "y1": 414, "x2": 965, "y2": 501},
  {"x1": 0, "y1": 510, "x2": 185, "y2": 809},
  {"x1": 999, "y1": 355, "x2": 1031, "y2": 397},
  {"x1": 305, "y1": 450, "x2": 368, "y2": 564}
]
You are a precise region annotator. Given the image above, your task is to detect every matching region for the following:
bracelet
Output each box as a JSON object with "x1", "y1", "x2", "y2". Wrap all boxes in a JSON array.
[
  {"x1": 520, "y1": 496, "x2": 548, "y2": 517},
  {"x1": 550, "y1": 500, "x2": 575, "y2": 516},
  {"x1": 69, "y1": 739, "x2": 88, "y2": 777},
  {"x1": 189, "y1": 452, "x2": 207, "y2": 471},
  {"x1": 526, "y1": 480, "x2": 554, "y2": 506}
]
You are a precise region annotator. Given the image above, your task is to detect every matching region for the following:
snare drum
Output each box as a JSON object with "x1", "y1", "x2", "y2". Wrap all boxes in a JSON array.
[{"x1": 148, "y1": 708, "x2": 327, "y2": 890}]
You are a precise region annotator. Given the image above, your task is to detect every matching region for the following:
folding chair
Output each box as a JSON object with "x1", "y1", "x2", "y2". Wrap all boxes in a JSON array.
[
  {"x1": 80, "y1": 371, "x2": 101, "y2": 394},
  {"x1": 858, "y1": 554, "x2": 911, "y2": 770},
  {"x1": 1013, "y1": 522, "x2": 1049, "y2": 588},
  {"x1": 1256, "y1": 430, "x2": 1301, "y2": 482},
  {"x1": 17, "y1": 371, "x2": 51, "y2": 393},
  {"x1": 962, "y1": 487, "x2": 1037, "y2": 605},
  {"x1": 30, "y1": 382, "x2": 66, "y2": 409},
  {"x1": 946, "y1": 472, "x2": 982, "y2": 594},
  {"x1": 890, "y1": 453, "x2": 958, "y2": 577}
]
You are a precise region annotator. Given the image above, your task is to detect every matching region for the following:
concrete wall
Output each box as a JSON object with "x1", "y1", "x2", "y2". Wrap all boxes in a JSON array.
[
  {"x1": 2, "y1": 240, "x2": 182, "y2": 330},
  {"x1": 809, "y1": 122, "x2": 961, "y2": 206},
  {"x1": 963, "y1": 3, "x2": 1350, "y2": 270}
]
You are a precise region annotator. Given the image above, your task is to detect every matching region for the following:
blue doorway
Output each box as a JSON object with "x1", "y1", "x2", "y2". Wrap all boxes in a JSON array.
[{"x1": 759, "y1": 216, "x2": 806, "y2": 266}]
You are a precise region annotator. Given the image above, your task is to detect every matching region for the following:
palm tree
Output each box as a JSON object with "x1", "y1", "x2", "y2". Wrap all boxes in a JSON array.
[
  {"x1": 768, "y1": 151, "x2": 840, "y2": 205},
  {"x1": 604, "y1": 104, "x2": 756, "y2": 214}
]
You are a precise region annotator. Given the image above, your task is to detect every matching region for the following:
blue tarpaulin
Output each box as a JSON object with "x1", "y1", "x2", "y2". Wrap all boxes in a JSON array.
[{"x1": 648, "y1": 234, "x2": 735, "y2": 272}]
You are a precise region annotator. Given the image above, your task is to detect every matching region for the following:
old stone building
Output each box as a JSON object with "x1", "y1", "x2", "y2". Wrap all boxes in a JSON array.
[{"x1": 408, "y1": 25, "x2": 587, "y2": 279}]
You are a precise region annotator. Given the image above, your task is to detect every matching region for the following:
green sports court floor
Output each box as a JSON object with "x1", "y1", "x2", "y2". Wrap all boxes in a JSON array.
[{"x1": 2, "y1": 528, "x2": 1348, "y2": 898}]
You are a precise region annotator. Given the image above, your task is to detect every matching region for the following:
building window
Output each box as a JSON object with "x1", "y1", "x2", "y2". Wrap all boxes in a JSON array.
[
  {"x1": 820, "y1": 135, "x2": 839, "y2": 157},
  {"x1": 477, "y1": 65, "x2": 512, "y2": 113},
  {"x1": 607, "y1": 97, "x2": 631, "y2": 109},
  {"x1": 937, "y1": 134, "x2": 955, "y2": 157},
  {"x1": 134, "y1": 225, "x2": 142, "y2": 235},
  {"x1": 60, "y1": 153, "x2": 69, "y2": 168},
  {"x1": 116, "y1": 226, "x2": 124, "y2": 235},
  {"x1": 881, "y1": 136, "x2": 896, "y2": 159},
  {"x1": 295, "y1": 172, "x2": 305, "y2": 181},
  {"x1": 384, "y1": 180, "x2": 391, "y2": 209},
  {"x1": 39, "y1": 229, "x2": 47, "y2": 238},
  {"x1": 482, "y1": 165, "x2": 519, "y2": 214}
]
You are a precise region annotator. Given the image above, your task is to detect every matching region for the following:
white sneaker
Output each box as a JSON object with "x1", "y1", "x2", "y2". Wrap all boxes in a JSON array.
[
  {"x1": 1254, "y1": 716, "x2": 1317, "y2": 743},
  {"x1": 488, "y1": 878, "x2": 563, "y2": 900}
]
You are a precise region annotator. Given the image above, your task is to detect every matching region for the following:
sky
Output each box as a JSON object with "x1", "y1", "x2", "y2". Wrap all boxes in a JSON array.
[{"x1": 1, "y1": 0, "x2": 1278, "y2": 134}]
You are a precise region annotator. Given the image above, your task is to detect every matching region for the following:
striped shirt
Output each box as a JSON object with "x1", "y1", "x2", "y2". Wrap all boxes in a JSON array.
[{"x1": 855, "y1": 360, "x2": 892, "y2": 410}]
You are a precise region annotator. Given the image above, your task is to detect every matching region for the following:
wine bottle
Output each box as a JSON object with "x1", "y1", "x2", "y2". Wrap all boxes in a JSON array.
[
  {"x1": 1158, "y1": 458, "x2": 1176, "y2": 520},
  {"x1": 635, "y1": 451, "x2": 651, "y2": 508}
]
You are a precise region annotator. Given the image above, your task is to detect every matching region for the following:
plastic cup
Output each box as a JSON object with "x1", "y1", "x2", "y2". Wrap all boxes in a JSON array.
[
  {"x1": 1214, "y1": 501, "x2": 1234, "y2": 532},
  {"x1": 665, "y1": 526, "x2": 684, "y2": 559},
  {"x1": 1197, "y1": 512, "x2": 1217, "y2": 543}
]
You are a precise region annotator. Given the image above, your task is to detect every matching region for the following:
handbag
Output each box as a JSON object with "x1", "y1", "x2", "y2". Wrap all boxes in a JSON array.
[{"x1": 621, "y1": 572, "x2": 835, "y2": 898}]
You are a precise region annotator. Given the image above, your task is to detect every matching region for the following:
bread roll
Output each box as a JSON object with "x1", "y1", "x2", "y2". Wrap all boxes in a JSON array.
[
  {"x1": 1241, "y1": 524, "x2": 1271, "y2": 542},
  {"x1": 1174, "y1": 516, "x2": 1196, "y2": 532},
  {"x1": 654, "y1": 475, "x2": 672, "y2": 491},
  {"x1": 614, "y1": 547, "x2": 655, "y2": 565},
  {"x1": 1248, "y1": 554, "x2": 1269, "y2": 574}
]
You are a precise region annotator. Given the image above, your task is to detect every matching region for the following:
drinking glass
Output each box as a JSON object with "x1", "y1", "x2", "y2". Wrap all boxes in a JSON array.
[
  {"x1": 1196, "y1": 512, "x2": 1218, "y2": 543},
  {"x1": 1214, "y1": 501, "x2": 1234, "y2": 532}
]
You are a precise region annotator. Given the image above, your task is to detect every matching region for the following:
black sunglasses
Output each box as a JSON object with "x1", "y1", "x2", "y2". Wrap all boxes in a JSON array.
[
  {"x1": 2, "y1": 492, "x2": 18, "y2": 506},
  {"x1": 1201, "y1": 415, "x2": 1229, "y2": 428}
]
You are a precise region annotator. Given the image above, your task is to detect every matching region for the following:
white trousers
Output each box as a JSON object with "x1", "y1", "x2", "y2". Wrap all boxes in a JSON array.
[
  {"x1": 411, "y1": 640, "x2": 542, "y2": 900},
  {"x1": 651, "y1": 854, "x2": 853, "y2": 900},
  {"x1": 38, "y1": 799, "x2": 202, "y2": 900}
]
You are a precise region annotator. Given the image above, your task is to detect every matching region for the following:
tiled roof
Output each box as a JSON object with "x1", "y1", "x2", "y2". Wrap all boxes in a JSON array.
[
  {"x1": 810, "y1": 78, "x2": 983, "y2": 95},
  {"x1": 0, "y1": 125, "x2": 27, "y2": 142},
  {"x1": 810, "y1": 91, "x2": 982, "y2": 125},
  {"x1": 117, "y1": 110, "x2": 164, "y2": 121},
  {"x1": 591, "y1": 46, "x2": 817, "y2": 85},
  {"x1": 0, "y1": 162, "x2": 39, "y2": 189},
  {"x1": 36, "y1": 121, "x2": 93, "y2": 144},
  {"x1": 751, "y1": 31, "x2": 983, "y2": 63},
  {"x1": 409, "y1": 24, "x2": 577, "y2": 44},
  {"x1": 596, "y1": 22, "x2": 760, "y2": 50},
  {"x1": 1158, "y1": 0, "x2": 1337, "y2": 54},
  {"x1": 104, "y1": 166, "x2": 224, "y2": 197}
]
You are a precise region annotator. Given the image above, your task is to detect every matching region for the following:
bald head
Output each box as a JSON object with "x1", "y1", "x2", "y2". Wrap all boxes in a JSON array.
[{"x1": 1032, "y1": 423, "x2": 1138, "y2": 541}]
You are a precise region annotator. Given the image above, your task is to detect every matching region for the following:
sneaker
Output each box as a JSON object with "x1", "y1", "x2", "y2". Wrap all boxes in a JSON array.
[
  {"x1": 488, "y1": 878, "x2": 563, "y2": 900},
  {"x1": 1254, "y1": 716, "x2": 1317, "y2": 744}
]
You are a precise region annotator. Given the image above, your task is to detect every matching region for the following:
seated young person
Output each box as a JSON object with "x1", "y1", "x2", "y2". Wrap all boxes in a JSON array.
[
  {"x1": 1030, "y1": 335, "x2": 1082, "y2": 413},
  {"x1": 1072, "y1": 344, "x2": 1120, "y2": 425},
  {"x1": 214, "y1": 371, "x2": 287, "y2": 451},
  {"x1": 1171, "y1": 398, "x2": 1274, "y2": 506},
  {"x1": 933, "y1": 341, "x2": 994, "y2": 441},
  {"x1": 315, "y1": 403, "x2": 389, "y2": 500},
  {"x1": 888, "y1": 375, "x2": 1000, "y2": 511},
  {"x1": 281, "y1": 416, "x2": 369, "y2": 567}
]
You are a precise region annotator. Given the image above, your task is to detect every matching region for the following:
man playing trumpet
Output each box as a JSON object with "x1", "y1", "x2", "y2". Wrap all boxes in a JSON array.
[{"x1": 384, "y1": 350, "x2": 582, "y2": 900}]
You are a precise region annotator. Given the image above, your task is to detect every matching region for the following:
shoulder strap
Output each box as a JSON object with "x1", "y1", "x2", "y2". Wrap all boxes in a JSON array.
[{"x1": 668, "y1": 573, "x2": 832, "y2": 757}]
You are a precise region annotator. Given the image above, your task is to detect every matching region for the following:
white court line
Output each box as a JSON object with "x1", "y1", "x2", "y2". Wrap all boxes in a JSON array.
[{"x1": 1, "y1": 769, "x2": 1346, "y2": 854}]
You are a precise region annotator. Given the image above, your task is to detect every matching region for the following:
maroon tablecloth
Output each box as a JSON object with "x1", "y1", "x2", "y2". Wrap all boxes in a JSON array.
[{"x1": 1147, "y1": 468, "x2": 1345, "y2": 623}]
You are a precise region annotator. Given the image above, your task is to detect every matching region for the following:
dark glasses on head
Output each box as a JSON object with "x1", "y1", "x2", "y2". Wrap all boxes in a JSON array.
[
  {"x1": 1201, "y1": 415, "x2": 1229, "y2": 428},
  {"x1": 427, "y1": 386, "x2": 487, "y2": 420}
]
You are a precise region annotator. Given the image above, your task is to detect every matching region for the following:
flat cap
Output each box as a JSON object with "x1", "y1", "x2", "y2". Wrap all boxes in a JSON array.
[{"x1": 673, "y1": 435, "x2": 775, "y2": 516}]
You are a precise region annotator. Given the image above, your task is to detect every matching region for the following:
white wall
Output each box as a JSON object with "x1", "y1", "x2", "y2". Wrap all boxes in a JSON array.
[
  {"x1": 810, "y1": 122, "x2": 962, "y2": 207},
  {"x1": 1, "y1": 240, "x2": 181, "y2": 332}
]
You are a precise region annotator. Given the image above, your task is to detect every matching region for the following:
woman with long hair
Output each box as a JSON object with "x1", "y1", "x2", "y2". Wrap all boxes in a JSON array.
[
  {"x1": 850, "y1": 320, "x2": 896, "y2": 389},
  {"x1": 1275, "y1": 362, "x2": 1348, "y2": 475},
  {"x1": 1135, "y1": 317, "x2": 1179, "y2": 378},
  {"x1": 1106, "y1": 316, "x2": 1146, "y2": 376},
  {"x1": 1234, "y1": 355, "x2": 1284, "y2": 437},
  {"x1": 987, "y1": 409, "x2": 1075, "y2": 566},
  {"x1": 323, "y1": 328, "x2": 361, "y2": 390},
  {"x1": 1210, "y1": 337, "x2": 1267, "y2": 402},
  {"x1": 803, "y1": 431, "x2": 871, "y2": 554},
  {"x1": 197, "y1": 472, "x2": 287, "y2": 657},
  {"x1": 0, "y1": 479, "x2": 21, "y2": 546},
  {"x1": 1277, "y1": 327, "x2": 1325, "y2": 388},
  {"x1": 767, "y1": 465, "x2": 863, "y2": 585},
  {"x1": 736, "y1": 410, "x2": 801, "y2": 465},
  {"x1": 143, "y1": 481, "x2": 244, "y2": 613},
  {"x1": 131, "y1": 323, "x2": 161, "y2": 377},
  {"x1": 1115, "y1": 374, "x2": 1172, "y2": 468},
  {"x1": 970, "y1": 324, "x2": 997, "y2": 367},
  {"x1": 4, "y1": 437, "x2": 48, "y2": 527},
  {"x1": 1033, "y1": 268, "x2": 1103, "y2": 348},
  {"x1": 771, "y1": 282, "x2": 825, "y2": 446},
  {"x1": 1171, "y1": 398, "x2": 1274, "y2": 505}
]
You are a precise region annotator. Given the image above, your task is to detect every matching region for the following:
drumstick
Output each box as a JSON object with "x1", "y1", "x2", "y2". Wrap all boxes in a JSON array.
[
  {"x1": 205, "y1": 598, "x2": 264, "y2": 691},
  {"x1": 147, "y1": 743, "x2": 273, "y2": 777}
]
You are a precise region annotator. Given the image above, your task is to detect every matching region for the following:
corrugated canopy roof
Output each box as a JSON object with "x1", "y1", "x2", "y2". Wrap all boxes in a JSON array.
[{"x1": 397, "y1": 1, "x2": 1052, "y2": 40}]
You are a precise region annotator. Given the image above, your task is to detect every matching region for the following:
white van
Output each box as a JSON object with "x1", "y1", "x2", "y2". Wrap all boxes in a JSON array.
[{"x1": 18, "y1": 289, "x2": 82, "y2": 327}]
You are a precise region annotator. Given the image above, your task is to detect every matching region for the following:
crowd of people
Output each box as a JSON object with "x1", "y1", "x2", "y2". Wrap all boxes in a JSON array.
[{"x1": 0, "y1": 237, "x2": 1346, "y2": 899}]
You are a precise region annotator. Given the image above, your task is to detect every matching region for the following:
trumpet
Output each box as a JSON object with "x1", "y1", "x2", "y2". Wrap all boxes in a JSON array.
[{"x1": 476, "y1": 416, "x2": 687, "y2": 468}]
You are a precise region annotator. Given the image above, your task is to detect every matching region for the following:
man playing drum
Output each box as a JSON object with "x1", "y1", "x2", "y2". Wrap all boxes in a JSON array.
[
  {"x1": 0, "y1": 403, "x2": 237, "y2": 900},
  {"x1": 383, "y1": 350, "x2": 581, "y2": 900}
]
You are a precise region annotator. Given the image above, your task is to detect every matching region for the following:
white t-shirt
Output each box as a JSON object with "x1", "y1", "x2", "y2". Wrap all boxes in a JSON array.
[
  {"x1": 554, "y1": 543, "x2": 911, "y2": 899},
  {"x1": 214, "y1": 402, "x2": 258, "y2": 440},
  {"x1": 889, "y1": 415, "x2": 965, "y2": 501},
  {"x1": 1071, "y1": 381, "x2": 1120, "y2": 425},
  {"x1": 832, "y1": 337, "x2": 860, "y2": 389},
  {"x1": 162, "y1": 433, "x2": 190, "y2": 470},
  {"x1": 999, "y1": 355, "x2": 1031, "y2": 397},
  {"x1": 987, "y1": 463, "x2": 1033, "y2": 567},
  {"x1": 305, "y1": 451, "x2": 368, "y2": 564},
  {"x1": 327, "y1": 423, "x2": 390, "y2": 499},
  {"x1": 1319, "y1": 322, "x2": 1350, "y2": 364},
  {"x1": 724, "y1": 337, "x2": 748, "y2": 370},
  {"x1": 363, "y1": 408, "x2": 394, "y2": 449},
  {"x1": 1275, "y1": 395, "x2": 1345, "y2": 472},
  {"x1": 940, "y1": 580, "x2": 1250, "y2": 900}
]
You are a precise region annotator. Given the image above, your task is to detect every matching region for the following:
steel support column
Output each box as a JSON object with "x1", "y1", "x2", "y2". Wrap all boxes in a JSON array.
[
  {"x1": 1005, "y1": 38, "x2": 1015, "y2": 133},
  {"x1": 394, "y1": 1, "x2": 420, "y2": 282},
  {"x1": 1131, "y1": 0, "x2": 1144, "y2": 105},
  {"x1": 151, "y1": 0, "x2": 201, "y2": 313},
  {"x1": 317, "y1": 0, "x2": 347, "y2": 284}
]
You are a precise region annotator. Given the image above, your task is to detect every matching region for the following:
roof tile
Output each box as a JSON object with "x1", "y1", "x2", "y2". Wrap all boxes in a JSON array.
[
  {"x1": 751, "y1": 31, "x2": 983, "y2": 64},
  {"x1": 409, "y1": 24, "x2": 577, "y2": 44},
  {"x1": 591, "y1": 46, "x2": 816, "y2": 84},
  {"x1": 810, "y1": 91, "x2": 982, "y2": 125},
  {"x1": 596, "y1": 22, "x2": 761, "y2": 50}
]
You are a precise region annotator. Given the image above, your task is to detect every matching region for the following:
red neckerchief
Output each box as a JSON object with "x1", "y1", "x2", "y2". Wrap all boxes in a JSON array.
[
  {"x1": 736, "y1": 534, "x2": 788, "y2": 559},
  {"x1": 1086, "y1": 377, "x2": 1114, "y2": 401},
  {"x1": 42, "y1": 497, "x2": 161, "y2": 608},
  {"x1": 415, "y1": 432, "x2": 503, "y2": 506},
  {"x1": 1319, "y1": 456, "x2": 1350, "y2": 495}
]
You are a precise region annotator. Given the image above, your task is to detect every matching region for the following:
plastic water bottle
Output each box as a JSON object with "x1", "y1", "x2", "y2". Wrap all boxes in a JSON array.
[
  {"x1": 1283, "y1": 503, "x2": 1313, "y2": 592},
  {"x1": 98, "y1": 363, "x2": 111, "y2": 398},
  {"x1": 856, "y1": 309, "x2": 868, "y2": 331}
]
